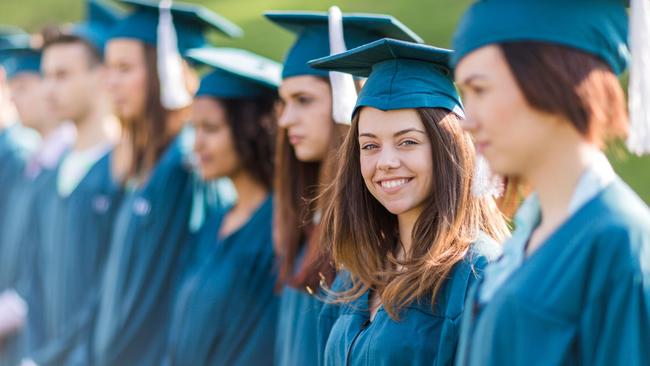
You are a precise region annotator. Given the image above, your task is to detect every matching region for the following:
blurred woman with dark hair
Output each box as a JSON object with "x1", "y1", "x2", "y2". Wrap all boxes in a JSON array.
[{"x1": 164, "y1": 47, "x2": 280, "y2": 366}]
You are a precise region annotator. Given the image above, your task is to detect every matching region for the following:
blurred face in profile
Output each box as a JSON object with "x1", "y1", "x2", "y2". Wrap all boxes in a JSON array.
[
  {"x1": 192, "y1": 96, "x2": 240, "y2": 180},
  {"x1": 41, "y1": 41, "x2": 104, "y2": 124},
  {"x1": 9, "y1": 73, "x2": 53, "y2": 133},
  {"x1": 455, "y1": 45, "x2": 559, "y2": 177},
  {"x1": 277, "y1": 75, "x2": 334, "y2": 162},
  {"x1": 105, "y1": 39, "x2": 148, "y2": 121}
]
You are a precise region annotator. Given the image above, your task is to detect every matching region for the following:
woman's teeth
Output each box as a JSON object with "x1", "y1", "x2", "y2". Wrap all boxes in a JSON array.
[{"x1": 381, "y1": 178, "x2": 409, "y2": 189}]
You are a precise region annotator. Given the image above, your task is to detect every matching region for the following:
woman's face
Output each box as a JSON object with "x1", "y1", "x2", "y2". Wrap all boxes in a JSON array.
[
  {"x1": 105, "y1": 39, "x2": 148, "y2": 121},
  {"x1": 277, "y1": 75, "x2": 334, "y2": 162},
  {"x1": 358, "y1": 107, "x2": 433, "y2": 218},
  {"x1": 455, "y1": 45, "x2": 561, "y2": 177},
  {"x1": 192, "y1": 97, "x2": 240, "y2": 180}
]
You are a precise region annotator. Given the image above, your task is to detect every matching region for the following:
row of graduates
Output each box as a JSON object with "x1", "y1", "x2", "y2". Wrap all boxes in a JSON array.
[{"x1": 1, "y1": 0, "x2": 649, "y2": 365}]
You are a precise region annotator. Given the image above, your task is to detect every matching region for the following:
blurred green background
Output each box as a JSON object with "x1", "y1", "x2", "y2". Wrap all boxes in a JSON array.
[{"x1": 3, "y1": 0, "x2": 648, "y2": 203}]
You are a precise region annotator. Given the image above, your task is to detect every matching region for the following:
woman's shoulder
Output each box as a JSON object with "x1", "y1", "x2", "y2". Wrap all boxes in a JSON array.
[
  {"x1": 429, "y1": 232, "x2": 503, "y2": 318},
  {"x1": 577, "y1": 180, "x2": 650, "y2": 281}
]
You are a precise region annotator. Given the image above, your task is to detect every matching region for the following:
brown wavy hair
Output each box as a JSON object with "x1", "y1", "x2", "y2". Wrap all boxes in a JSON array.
[
  {"x1": 273, "y1": 86, "x2": 349, "y2": 291},
  {"x1": 321, "y1": 107, "x2": 509, "y2": 320}
]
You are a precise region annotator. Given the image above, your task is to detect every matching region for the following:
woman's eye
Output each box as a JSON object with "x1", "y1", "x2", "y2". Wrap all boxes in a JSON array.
[
  {"x1": 471, "y1": 85, "x2": 486, "y2": 96},
  {"x1": 361, "y1": 143, "x2": 378, "y2": 150},
  {"x1": 205, "y1": 124, "x2": 221, "y2": 133},
  {"x1": 297, "y1": 96, "x2": 312, "y2": 105},
  {"x1": 398, "y1": 139, "x2": 418, "y2": 147}
]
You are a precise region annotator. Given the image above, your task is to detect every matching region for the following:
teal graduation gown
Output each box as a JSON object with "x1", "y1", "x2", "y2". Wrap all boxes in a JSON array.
[
  {"x1": 321, "y1": 235, "x2": 501, "y2": 366},
  {"x1": 275, "y1": 252, "x2": 329, "y2": 366},
  {"x1": 456, "y1": 179, "x2": 650, "y2": 366},
  {"x1": 166, "y1": 195, "x2": 278, "y2": 365},
  {"x1": 92, "y1": 136, "x2": 196, "y2": 366},
  {"x1": 0, "y1": 159, "x2": 58, "y2": 366},
  {"x1": 28, "y1": 150, "x2": 122, "y2": 366},
  {"x1": 0, "y1": 125, "x2": 38, "y2": 233}
]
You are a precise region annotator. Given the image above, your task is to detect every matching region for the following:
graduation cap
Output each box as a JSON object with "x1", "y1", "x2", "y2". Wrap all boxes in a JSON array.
[
  {"x1": 0, "y1": 47, "x2": 42, "y2": 80},
  {"x1": 108, "y1": 0, "x2": 243, "y2": 110},
  {"x1": 452, "y1": 0, "x2": 650, "y2": 155},
  {"x1": 452, "y1": 0, "x2": 629, "y2": 74},
  {"x1": 265, "y1": 10, "x2": 423, "y2": 79},
  {"x1": 0, "y1": 26, "x2": 30, "y2": 53},
  {"x1": 309, "y1": 38, "x2": 462, "y2": 116},
  {"x1": 186, "y1": 47, "x2": 281, "y2": 99},
  {"x1": 311, "y1": 38, "x2": 506, "y2": 197},
  {"x1": 109, "y1": 0, "x2": 243, "y2": 53},
  {"x1": 71, "y1": 0, "x2": 124, "y2": 54}
]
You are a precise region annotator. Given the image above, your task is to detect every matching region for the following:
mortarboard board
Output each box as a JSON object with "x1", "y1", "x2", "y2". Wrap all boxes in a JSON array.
[
  {"x1": 187, "y1": 47, "x2": 281, "y2": 99},
  {"x1": 451, "y1": 0, "x2": 629, "y2": 75},
  {"x1": 265, "y1": 11, "x2": 424, "y2": 79},
  {"x1": 0, "y1": 27, "x2": 30, "y2": 54},
  {"x1": 71, "y1": 0, "x2": 124, "y2": 54},
  {"x1": 310, "y1": 38, "x2": 462, "y2": 116},
  {"x1": 109, "y1": 0, "x2": 242, "y2": 53},
  {"x1": 0, "y1": 47, "x2": 42, "y2": 80},
  {"x1": 452, "y1": 0, "x2": 650, "y2": 156}
]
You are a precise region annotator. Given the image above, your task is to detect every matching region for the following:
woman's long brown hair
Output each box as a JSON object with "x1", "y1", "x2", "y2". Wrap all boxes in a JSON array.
[
  {"x1": 118, "y1": 44, "x2": 195, "y2": 181},
  {"x1": 273, "y1": 96, "x2": 349, "y2": 292},
  {"x1": 321, "y1": 108, "x2": 510, "y2": 319}
]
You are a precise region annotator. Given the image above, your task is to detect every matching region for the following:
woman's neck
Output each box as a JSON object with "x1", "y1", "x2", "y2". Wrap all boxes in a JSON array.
[
  {"x1": 523, "y1": 131, "x2": 599, "y2": 254},
  {"x1": 396, "y1": 208, "x2": 422, "y2": 261},
  {"x1": 74, "y1": 97, "x2": 119, "y2": 151},
  {"x1": 526, "y1": 140, "x2": 597, "y2": 227},
  {"x1": 231, "y1": 169, "x2": 268, "y2": 214},
  {"x1": 218, "y1": 170, "x2": 268, "y2": 238}
]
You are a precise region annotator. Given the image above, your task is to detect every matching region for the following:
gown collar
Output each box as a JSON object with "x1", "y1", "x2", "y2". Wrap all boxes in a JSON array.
[{"x1": 478, "y1": 151, "x2": 616, "y2": 303}]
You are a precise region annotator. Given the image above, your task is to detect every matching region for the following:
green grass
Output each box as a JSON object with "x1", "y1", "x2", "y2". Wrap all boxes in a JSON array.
[{"x1": 2, "y1": 0, "x2": 648, "y2": 203}]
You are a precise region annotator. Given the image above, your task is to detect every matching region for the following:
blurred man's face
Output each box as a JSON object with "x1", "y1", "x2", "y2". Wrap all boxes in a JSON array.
[{"x1": 42, "y1": 42, "x2": 103, "y2": 124}]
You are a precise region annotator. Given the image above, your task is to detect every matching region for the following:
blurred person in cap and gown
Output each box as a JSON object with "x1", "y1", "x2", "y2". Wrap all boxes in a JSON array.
[
  {"x1": 22, "y1": 1, "x2": 124, "y2": 365},
  {"x1": 164, "y1": 46, "x2": 280, "y2": 366},
  {"x1": 0, "y1": 34, "x2": 74, "y2": 366},
  {"x1": 91, "y1": 1, "x2": 241, "y2": 365},
  {"x1": 451, "y1": 0, "x2": 650, "y2": 365},
  {"x1": 0, "y1": 27, "x2": 40, "y2": 240}
]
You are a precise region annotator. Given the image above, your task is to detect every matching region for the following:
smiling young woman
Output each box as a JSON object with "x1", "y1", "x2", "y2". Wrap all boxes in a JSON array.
[
  {"x1": 265, "y1": 11, "x2": 424, "y2": 366},
  {"x1": 312, "y1": 38, "x2": 509, "y2": 366}
]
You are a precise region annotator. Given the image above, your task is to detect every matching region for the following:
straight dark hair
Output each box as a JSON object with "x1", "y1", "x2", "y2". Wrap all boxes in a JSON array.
[
  {"x1": 41, "y1": 27, "x2": 102, "y2": 67},
  {"x1": 497, "y1": 41, "x2": 628, "y2": 215}
]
